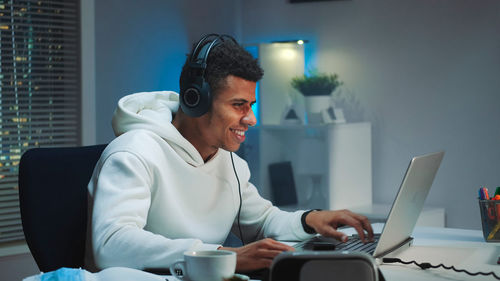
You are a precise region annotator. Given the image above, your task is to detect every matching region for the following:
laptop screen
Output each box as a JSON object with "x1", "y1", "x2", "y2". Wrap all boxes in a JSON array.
[{"x1": 373, "y1": 151, "x2": 444, "y2": 257}]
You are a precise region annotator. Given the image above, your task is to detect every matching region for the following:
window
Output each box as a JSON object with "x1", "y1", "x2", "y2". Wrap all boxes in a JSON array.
[{"x1": 0, "y1": 0, "x2": 81, "y2": 244}]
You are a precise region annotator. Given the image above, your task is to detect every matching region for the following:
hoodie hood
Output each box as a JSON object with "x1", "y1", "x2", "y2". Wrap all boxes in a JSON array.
[{"x1": 112, "y1": 91, "x2": 204, "y2": 166}]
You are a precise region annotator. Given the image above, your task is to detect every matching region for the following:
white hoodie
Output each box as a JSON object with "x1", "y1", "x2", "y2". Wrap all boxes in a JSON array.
[{"x1": 86, "y1": 91, "x2": 312, "y2": 270}]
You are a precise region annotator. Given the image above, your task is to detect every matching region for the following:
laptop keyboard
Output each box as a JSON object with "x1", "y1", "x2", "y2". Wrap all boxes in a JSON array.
[
  {"x1": 338, "y1": 235, "x2": 378, "y2": 254},
  {"x1": 294, "y1": 234, "x2": 381, "y2": 255}
]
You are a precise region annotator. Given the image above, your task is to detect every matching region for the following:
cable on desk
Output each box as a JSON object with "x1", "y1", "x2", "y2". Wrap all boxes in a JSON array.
[{"x1": 382, "y1": 258, "x2": 500, "y2": 280}]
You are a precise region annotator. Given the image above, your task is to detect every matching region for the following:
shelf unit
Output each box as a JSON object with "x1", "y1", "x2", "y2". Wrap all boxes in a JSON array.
[{"x1": 245, "y1": 122, "x2": 372, "y2": 211}]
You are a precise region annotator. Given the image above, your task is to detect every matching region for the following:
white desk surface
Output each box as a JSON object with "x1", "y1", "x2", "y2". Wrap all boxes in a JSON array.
[
  {"x1": 372, "y1": 223, "x2": 499, "y2": 281},
  {"x1": 164, "y1": 224, "x2": 499, "y2": 281}
]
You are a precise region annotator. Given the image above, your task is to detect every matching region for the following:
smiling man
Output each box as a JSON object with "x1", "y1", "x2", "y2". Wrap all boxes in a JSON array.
[
  {"x1": 86, "y1": 34, "x2": 373, "y2": 274},
  {"x1": 173, "y1": 75, "x2": 257, "y2": 161}
]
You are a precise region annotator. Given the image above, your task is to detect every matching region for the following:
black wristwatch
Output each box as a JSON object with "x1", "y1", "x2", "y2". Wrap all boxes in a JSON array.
[{"x1": 301, "y1": 209, "x2": 322, "y2": 234}]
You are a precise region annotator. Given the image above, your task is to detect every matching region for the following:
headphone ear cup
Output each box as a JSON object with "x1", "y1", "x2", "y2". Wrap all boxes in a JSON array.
[
  {"x1": 180, "y1": 34, "x2": 226, "y2": 117},
  {"x1": 180, "y1": 77, "x2": 211, "y2": 117}
]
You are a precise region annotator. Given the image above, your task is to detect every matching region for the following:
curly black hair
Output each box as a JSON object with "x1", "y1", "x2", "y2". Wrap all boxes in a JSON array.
[{"x1": 179, "y1": 37, "x2": 264, "y2": 97}]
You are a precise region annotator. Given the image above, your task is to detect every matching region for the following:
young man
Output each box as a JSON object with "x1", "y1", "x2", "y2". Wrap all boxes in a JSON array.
[{"x1": 86, "y1": 35, "x2": 373, "y2": 273}]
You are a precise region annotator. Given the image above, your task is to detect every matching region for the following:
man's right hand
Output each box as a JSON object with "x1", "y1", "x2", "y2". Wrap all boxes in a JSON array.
[{"x1": 219, "y1": 238, "x2": 294, "y2": 272}]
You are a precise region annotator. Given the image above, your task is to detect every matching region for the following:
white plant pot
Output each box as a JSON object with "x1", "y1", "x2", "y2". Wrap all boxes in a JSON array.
[{"x1": 304, "y1": 95, "x2": 331, "y2": 114}]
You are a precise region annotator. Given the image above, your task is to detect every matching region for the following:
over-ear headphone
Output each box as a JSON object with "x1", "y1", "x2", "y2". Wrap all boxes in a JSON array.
[{"x1": 180, "y1": 34, "x2": 237, "y2": 117}]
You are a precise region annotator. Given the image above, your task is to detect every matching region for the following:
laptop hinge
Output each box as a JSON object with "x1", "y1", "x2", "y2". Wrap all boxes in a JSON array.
[{"x1": 374, "y1": 237, "x2": 413, "y2": 258}]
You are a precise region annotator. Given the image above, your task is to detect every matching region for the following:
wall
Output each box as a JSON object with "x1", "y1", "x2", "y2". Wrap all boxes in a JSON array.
[
  {"x1": 94, "y1": 0, "x2": 241, "y2": 143},
  {"x1": 240, "y1": 0, "x2": 500, "y2": 230},
  {"x1": 0, "y1": 253, "x2": 38, "y2": 281},
  {"x1": 94, "y1": 0, "x2": 187, "y2": 143}
]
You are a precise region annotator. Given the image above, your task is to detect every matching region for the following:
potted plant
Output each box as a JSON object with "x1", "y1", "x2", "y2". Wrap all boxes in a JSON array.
[{"x1": 291, "y1": 71, "x2": 343, "y2": 116}]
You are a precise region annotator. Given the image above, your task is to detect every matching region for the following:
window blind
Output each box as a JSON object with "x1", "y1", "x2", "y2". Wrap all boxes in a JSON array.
[{"x1": 0, "y1": 0, "x2": 81, "y2": 244}]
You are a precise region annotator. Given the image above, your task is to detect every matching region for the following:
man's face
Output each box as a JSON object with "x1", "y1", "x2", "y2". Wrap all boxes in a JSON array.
[{"x1": 199, "y1": 75, "x2": 257, "y2": 153}]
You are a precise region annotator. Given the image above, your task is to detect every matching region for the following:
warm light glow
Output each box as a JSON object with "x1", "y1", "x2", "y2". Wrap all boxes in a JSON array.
[
  {"x1": 297, "y1": 40, "x2": 304, "y2": 45},
  {"x1": 279, "y1": 49, "x2": 297, "y2": 60}
]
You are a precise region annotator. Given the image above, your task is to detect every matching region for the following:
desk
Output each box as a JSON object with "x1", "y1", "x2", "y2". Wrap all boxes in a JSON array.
[{"x1": 374, "y1": 224, "x2": 499, "y2": 281}]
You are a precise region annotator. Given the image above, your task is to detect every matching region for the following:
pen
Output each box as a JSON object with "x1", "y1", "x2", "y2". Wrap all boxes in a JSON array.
[
  {"x1": 487, "y1": 221, "x2": 500, "y2": 240},
  {"x1": 479, "y1": 187, "x2": 485, "y2": 200},
  {"x1": 484, "y1": 187, "x2": 490, "y2": 200},
  {"x1": 479, "y1": 187, "x2": 489, "y2": 200}
]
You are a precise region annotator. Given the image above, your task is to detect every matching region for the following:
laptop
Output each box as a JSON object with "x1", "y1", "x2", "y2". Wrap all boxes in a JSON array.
[{"x1": 294, "y1": 151, "x2": 445, "y2": 258}]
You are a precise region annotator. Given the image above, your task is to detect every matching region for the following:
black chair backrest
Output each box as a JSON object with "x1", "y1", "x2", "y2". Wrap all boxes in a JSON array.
[{"x1": 18, "y1": 144, "x2": 107, "y2": 272}]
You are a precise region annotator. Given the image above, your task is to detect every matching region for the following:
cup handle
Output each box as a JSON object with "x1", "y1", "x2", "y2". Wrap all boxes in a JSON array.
[{"x1": 169, "y1": 259, "x2": 186, "y2": 280}]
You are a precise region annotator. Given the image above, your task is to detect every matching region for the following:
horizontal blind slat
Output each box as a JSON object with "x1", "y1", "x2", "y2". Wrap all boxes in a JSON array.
[
  {"x1": 0, "y1": 224, "x2": 23, "y2": 232},
  {"x1": 0, "y1": 236, "x2": 25, "y2": 243},
  {"x1": 0, "y1": 183, "x2": 19, "y2": 190},
  {"x1": 0, "y1": 138, "x2": 79, "y2": 147},
  {"x1": 0, "y1": 194, "x2": 18, "y2": 202},
  {"x1": 0, "y1": 21, "x2": 77, "y2": 31},
  {"x1": 0, "y1": 48, "x2": 77, "y2": 55},
  {"x1": 0, "y1": 218, "x2": 21, "y2": 227},
  {"x1": 0, "y1": 189, "x2": 18, "y2": 196},
  {"x1": 0, "y1": 213, "x2": 20, "y2": 221},
  {"x1": 0, "y1": 206, "x2": 19, "y2": 215},
  {"x1": 0, "y1": 200, "x2": 19, "y2": 208},
  {"x1": 3, "y1": 1, "x2": 77, "y2": 10}
]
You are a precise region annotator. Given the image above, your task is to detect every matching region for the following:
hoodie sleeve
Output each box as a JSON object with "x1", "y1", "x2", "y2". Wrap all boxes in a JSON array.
[
  {"x1": 235, "y1": 182, "x2": 315, "y2": 243},
  {"x1": 230, "y1": 156, "x2": 315, "y2": 242},
  {"x1": 89, "y1": 151, "x2": 220, "y2": 270}
]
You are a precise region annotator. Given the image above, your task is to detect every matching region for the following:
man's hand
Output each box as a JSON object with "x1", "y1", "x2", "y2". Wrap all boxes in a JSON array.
[
  {"x1": 305, "y1": 209, "x2": 374, "y2": 243},
  {"x1": 219, "y1": 238, "x2": 294, "y2": 272}
]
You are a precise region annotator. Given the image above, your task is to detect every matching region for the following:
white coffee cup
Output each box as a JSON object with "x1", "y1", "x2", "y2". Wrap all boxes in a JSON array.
[{"x1": 169, "y1": 250, "x2": 237, "y2": 281}]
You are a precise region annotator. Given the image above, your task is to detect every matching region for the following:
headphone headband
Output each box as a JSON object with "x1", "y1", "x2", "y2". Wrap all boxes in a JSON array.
[{"x1": 189, "y1": 34, "x2": 219, "y2": 69}]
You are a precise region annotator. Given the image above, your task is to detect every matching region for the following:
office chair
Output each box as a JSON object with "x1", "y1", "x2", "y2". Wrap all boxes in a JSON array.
[{"x1": 18, "y1": 144, "x2": 107, "y2": 272}]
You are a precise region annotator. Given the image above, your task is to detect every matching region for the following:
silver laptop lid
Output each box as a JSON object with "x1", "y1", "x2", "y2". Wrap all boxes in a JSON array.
[{"x1": 373, "y1": 151, "x2": 444, "y2": 257}]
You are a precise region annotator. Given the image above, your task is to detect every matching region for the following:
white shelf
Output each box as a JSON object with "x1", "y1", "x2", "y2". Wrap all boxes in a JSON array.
[{"x1": 246, "y1": 122, "x2": 372, "y2": 211}]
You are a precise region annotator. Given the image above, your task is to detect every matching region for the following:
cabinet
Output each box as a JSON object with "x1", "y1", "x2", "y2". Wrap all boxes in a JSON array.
[{"x1": 244, "y1": 122, "x2": 372, "y2": 211}]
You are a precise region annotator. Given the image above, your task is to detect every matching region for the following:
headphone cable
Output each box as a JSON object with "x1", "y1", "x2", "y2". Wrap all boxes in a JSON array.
[
  {"x1": 382, "y1": 258, "x2": 500, "y2": 280},
  {"x1": 230, "y1": 152, "x2": 245, "y2": 245}
]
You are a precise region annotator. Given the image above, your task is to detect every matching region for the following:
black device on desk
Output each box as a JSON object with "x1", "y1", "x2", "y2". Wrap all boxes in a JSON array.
[{"x1": 270, "y1": 251, "x2": 385, "y2": 281}]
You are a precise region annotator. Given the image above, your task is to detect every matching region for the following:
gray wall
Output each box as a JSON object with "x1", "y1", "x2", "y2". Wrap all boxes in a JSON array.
[
  {"x1": 95, "y1": 0, "x2": 240, "y2": 143},
  {"x1": 240, "y1": 0, "x2": 500, "y2": 229},
  {"x1": 0, "y1": 253, "x2": 38, "y2": 281}
]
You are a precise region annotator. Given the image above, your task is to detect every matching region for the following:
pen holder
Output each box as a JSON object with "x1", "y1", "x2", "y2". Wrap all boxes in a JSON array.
[{"x1": 478, "y1": 199, "x2": 500, "y2": 242}]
